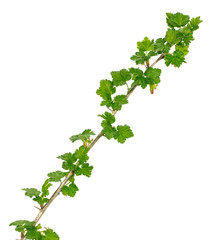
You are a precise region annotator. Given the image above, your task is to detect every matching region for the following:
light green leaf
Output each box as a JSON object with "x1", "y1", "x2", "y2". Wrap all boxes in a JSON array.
[
  {"x1": 187, "y1": 16, "x2": 202, "y2": 31},
  {"x1": 112, "y1": 95, "x2": 128, "y2": 111},
  {"x1": 57, "y1": 152, "x2": 77, "y2": 171},
  {"x1": 22, "y1": 188, "x2": 40, "y2": 198},
  {"x1": 41, "y1": 179, "x2": 52, "y2": 197},
  {"x1": 74, "y1": 145, "x2": 89, "y2": 164},
  {"x1": 47, "y1": 171, "x2": 66, "y2": 182},
  {"x1": 137, "y1": 37, "x2": 154, "y2": 52},
  {"x1": 114, "y1": 125, "x2": 134, "y2": 144},
  {"x1": 45, "y1": 229, "x2": 59, "y2": 240},
  {"x1": 69, "y1": 129, "x2": 95, "y2": 143},
  {"x1": 61, "y1": 183, "x2": 79, "y2": 197},
  {"x1": 111, "y1": 69, "x2": 131, "y2": 86},
  {"x1": 130, "y1": 52, "x2": 148, "y2": 64},
  {"x1": 96, "y1": 80, "x2": 116, "y2": 101},
  {"x1": 165, "y1": 29, "x2": 179, "y2": 44}
]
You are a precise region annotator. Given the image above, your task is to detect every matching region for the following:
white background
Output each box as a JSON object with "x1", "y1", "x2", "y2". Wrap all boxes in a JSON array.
[{"x1": 0, "y1": 0, "x2": 220, "y2": 239}]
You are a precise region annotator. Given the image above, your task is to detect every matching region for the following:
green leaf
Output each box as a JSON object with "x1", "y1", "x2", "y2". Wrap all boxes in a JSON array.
[
  {"x1": 144, "y1": 67, "x2": 161, "y2": 85},
  {"x1": 166, "y1": 12, "x2": 190, "y2": 28},
  {"x1": 75, "y1": 163, "x2": 93, "y2": 177},
  {"x1": 114, "y1": 125, "x2": 134, "y2": 144},
  {"x1": 164, "y1": 50, "x2": 186, "y2": 67},
  {"x1": 9, "y1": 220, "x2": 35, "y2": 233},
  {"x1": 61, "y1": 183, "x2": 79, "y2": 197},
  {"x1": 26, "y1": 228, "x2": 42, "y2": 239},
  {"x1": 58, "y1": 152, "x2": 77, "y2": 171},
  {"x1": 112, "y1": 95, "x2": 128, "y2": 111},
  {"x1": 98, "y1": 111, "x2": 115, "y2": 124},
  {"x1": 47, "y1": 171, "x2": 66, "y2": 182},
  {"x1": 137, "y1": 37, "x2": 154, "y2": 52},
  {"x1": 74, "y1": 145, "x2": 89, "y2": 164},
  {"x1": 41, "y1": 179, "x2": 52, "y2": 197},
  {"x1": 98, "y1": 112, "x2": 117, "y2": 139},
  {"x1": 69, "y1": 129, "x2": 95, "y2": 143},
  {"x1": 165, "y1": 29, "x2": 179, "y2": 44},
  {"x1": 175, "y1": 43, "x2": 189, "y2": 56},
  {"x1": 177, "y1": 27, "x2": 194, "y2": 45},
  {"x1": 33, "y1": 196, "x2": 49, "y2": 206},
  {"x1": 133, "y1": 75, "x2": 148, "y2": 89},
  {"x1": 100, "y1": 99, "x2": 113, "y2": 108},
  {"x1": 96, "y1": 80, "x2": 116, "y2": 102},
  {"x1": 187, "y1": 16, "x2": 202, "y2": 31},
  {"x1": 154, "y1": 38, "x2": 171, "y2": 54},
  {"x1": 129, "y1": 67, "x2": 143, "y2": 78},
  {"x1": 111, "y1": 69, "x2": 131, "y2": 86},
  {"x1": 22, "y1": 188, "x2": 41, "y2": 198},
  {"x1": 130, "y1": 52, "x2": 148, "y2": 64},
  {"x1": 44, "y1": 229, "x2": 59, "y2": 240}
]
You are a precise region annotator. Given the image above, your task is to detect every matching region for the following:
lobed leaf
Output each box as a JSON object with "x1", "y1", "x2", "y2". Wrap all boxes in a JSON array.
[
  {"x1": 164, "y1": 50, "x2": 186, "y2": 67},
  {"x1": 74, "y1": 145, "x2": 89, "y2": 164},
  {"x1": 114, "y1": 125, "x2": 134, "y2": 144},
  {"x1": 69, "y1": 129, "x2": 95, "y2": 143},
  {"x1": 75, "y1": 163, "x2": 94, "y2": 177},
  {"x1": 57, "y1": 152, "x2": 77, "y2": 171},
  {"x1": 112, "y1": 95, "x2": 128, "y2": 111},
  {"x1": 137, "y1": 37, "x2": 154, "y2": 52},
  {"x1": 47, "y1": 171, "x2": 66, "y2": 182},
  {"x1": 144, "y1": 67, "x2": 161, "y2": 85},
  {"x1": 22, "y1": 188, "x2": 41, "y2": 198},
  {"x1": 61, "y1": 183, "x2": 79, "y2": 197},
  {"x1": 111, "y1": 69, "x2": 131, "y2": 86},
  {"x1": 166, "y1": 12, "x2": 190, "y2": 28},
  {"x1": 96, "y1": 79, "x2": 116, "y2": 101}
]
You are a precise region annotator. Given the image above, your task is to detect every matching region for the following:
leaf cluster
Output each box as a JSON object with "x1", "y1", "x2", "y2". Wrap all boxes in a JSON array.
[{"x1": 9, "y1": 220, "x2": 59, "y2": 240}]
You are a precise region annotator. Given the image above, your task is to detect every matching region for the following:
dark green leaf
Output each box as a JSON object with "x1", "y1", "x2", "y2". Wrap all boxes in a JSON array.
[
  {"x1": 129, "y1": 68, "x2": 143, "y2": 79},
  {"x1": 130, "y1": 52, "x2": 148, "y2": 64},
  {"x1": 47, "y1": 171, "x2": 66, "y2": 182},
  {"x1": 166, "y1": 12, "x2": 190, "y2": 28},
  {"x1": 61, "y1": 183, "x2": 79, "y2": 197},
  {"x1": 154, "y1": 38, "x2": 171, "y2": 54},
  {"x1": 96, "y1": 80, "x2": 116, "y2": 101},
  {"x1": 44, "y1": 229, "x2": 59, "y2": 240},
  {"x1": 112, "y1": 95, "x2": 128, "y2": 111},
  {"x1": 133, "y1": 75, "x2": 148, "y2": 89},
  {"x1": 137, "y1": 37, "x2": 154, "y2": 52},
  {"x1": 114, "y1": 125, "x2": 134, "y2": 144},
  {"x1": 69, "y1": 129, "x2": 95, "y2": 143},
  {"x1": 177, "y1": 27, "x2": 194, "y2": 45},
  {"x1": 75, "y1": 163, "x2": 93, "y2": 177},
  {"x1": 111, "y1": 69, "x2": 131, "y2": 86},
  {"x1": 22, "y1": 188, "x2": 40, "y2": 198},
  {"x1": 144, "y1": 67, "x2": 161, "y2": 85},
  {"x1": 164, "y1": 50, "x2": 186, "y2": 67}
]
